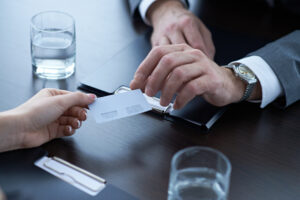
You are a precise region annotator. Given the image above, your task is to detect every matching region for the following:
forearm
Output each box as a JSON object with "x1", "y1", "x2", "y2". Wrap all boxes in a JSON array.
[{"x1": 0, "y1": 110, "x2": 22, "y2": 152}]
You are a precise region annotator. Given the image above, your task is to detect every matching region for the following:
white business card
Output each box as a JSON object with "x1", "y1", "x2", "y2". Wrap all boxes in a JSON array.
[{"x1": 89, "y1": 89, "x2": 152, "y2": 124}]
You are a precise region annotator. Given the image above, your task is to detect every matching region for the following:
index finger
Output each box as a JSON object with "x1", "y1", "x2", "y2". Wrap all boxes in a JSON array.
[{"x1": 130, "y1": 44, "x2": 189, "y2": 90}]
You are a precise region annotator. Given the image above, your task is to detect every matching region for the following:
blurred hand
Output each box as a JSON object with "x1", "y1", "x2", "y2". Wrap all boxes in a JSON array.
[
  {"x1": 130, "y1": 44, "x2": 261, "y2": 109},
  {"x1": 0, "y1": 186, "x2": 5, "y2": 200},
  {"x1": 147, "y1": 0, "x2": 215, "y2": 59},
  {"x1": 0, "y1": 88, "x2": 95, "y2": 152}
]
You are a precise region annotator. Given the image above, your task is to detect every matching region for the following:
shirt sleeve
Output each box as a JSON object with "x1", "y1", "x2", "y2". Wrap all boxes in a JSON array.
[
  {"x1": 230, "y1": 56, "x2": 283, "y2": 108},
  {"x1": 139, "y1": 0, "x2": 188, "y2": 25}
]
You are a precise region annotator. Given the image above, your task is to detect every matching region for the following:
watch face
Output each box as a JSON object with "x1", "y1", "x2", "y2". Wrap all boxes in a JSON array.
[{"x1": 237, "y1": 65, "x2": 256, "y2": 80}]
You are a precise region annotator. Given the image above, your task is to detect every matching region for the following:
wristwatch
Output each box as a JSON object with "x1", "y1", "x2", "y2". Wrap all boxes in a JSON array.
[{"x1": 226, "y1": 63, "x2": 257, "y2": 102}]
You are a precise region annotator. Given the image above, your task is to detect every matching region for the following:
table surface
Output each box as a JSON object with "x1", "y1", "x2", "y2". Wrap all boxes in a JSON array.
[{"x1": 0, "y1": 0, "x2": 300, "y2": 200}]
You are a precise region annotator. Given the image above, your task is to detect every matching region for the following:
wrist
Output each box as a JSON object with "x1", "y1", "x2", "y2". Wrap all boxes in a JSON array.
[
  {"x1": 222, "y1": 66, "x2": 262, "y2": 103},
  {"x1": 147, "y1": 0, "x2": 185, "y2": 26},
  {"x1": 222, "y1": 67, "x2": 247, "y2": 103},
  {"x1": 0, "y1": 110, "x2": 24, "y2": 152}
]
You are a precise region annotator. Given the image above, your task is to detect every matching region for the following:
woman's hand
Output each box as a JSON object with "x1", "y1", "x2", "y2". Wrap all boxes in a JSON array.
[{"x1": 0, "y1": 88, "x2": 96, "y2": 152}]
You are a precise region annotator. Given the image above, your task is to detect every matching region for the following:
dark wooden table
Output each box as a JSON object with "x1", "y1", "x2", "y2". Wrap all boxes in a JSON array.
[{"x1": 0, "y1": 0, "x2": 300, "y2": 200}]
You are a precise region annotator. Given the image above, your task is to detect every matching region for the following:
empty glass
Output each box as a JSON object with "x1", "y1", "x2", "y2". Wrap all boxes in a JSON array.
[
  {"x1": 30, "y1": 11, "x2": 76, "y2": 79},
  {"x1": 168, "y1": 147, "x2": 231, "y2": 200}
]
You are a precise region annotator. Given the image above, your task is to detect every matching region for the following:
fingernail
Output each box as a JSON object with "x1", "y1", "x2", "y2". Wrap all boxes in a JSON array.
[
  {"x1": 87, "y1": 93, "x2": 96, "y2": 100},
  {"x1": 77, "y1": 120, "x2": 81, "y2": 128}
]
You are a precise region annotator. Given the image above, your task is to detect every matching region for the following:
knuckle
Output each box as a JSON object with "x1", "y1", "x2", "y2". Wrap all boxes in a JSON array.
[
  {"x1": 189, "y1": 49, "x2": 205, "y2": 57},
  {"x1": 186, "y1": 82, "x2": 198, "y2": 95},
  {"x1": 172, "y1": 68, "x2": 185, "y2": 81},
  {"x1": 192, "y1": 42, "x2": 204, "y2": 50},
  {"x1": 177, "y1": 43, "x2": 190, "y2": 50},
  {"x1": 147, "y1": 75, "x2": 156, "y2": 87},
  {"x1": 74, "y1": 91, "x2": 81, "y2": 96},
  {"x1": 179, "y1": 15, "x2": 193, "y2": 27},
  {"x1": 161, "y1": 54, "x2": 174, "y2": 66},
  {"x1": 76, "y1": 92, "x2": 86, "y2": 100},
  {"x1": 152, "y1": 46, "x2": 164, "y2": 57},
  {"x1": 165, "y1": 23, "x2": 178, "y2": 33}
]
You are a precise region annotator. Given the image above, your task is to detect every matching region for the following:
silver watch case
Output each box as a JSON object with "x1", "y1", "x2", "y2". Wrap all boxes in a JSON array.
[
  {"x1": 227, "y1": 63, "x2": 257, "y2": 101},
  {"x1": 232, "y1": 64, "x2": 257, "y2": 85}
]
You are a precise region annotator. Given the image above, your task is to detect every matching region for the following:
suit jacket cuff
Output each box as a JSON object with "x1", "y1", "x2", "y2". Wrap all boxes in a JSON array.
[{"x1": 248, "y1": 30, "x2": 300, "y2": 107}]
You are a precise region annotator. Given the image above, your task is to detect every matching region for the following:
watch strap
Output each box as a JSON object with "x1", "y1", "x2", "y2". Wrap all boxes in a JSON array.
[
  {"x1": 226, "y1": 63, "x2": 257, "y2": 102},
  {"x1": 239, "y1": 81, "x2": 255, "y2": 102}
]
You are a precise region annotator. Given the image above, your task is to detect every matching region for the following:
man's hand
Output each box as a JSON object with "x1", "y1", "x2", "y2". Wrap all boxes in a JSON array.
[
  {"x1": 147, "y1": 0, "x2": 215, "y2": 59},
  {"x1": 130, "y1": 44, "x2": 261, "y2": 109},
  {"x1": 0, "y1": 89, "x2": 96, "y2": 152}
]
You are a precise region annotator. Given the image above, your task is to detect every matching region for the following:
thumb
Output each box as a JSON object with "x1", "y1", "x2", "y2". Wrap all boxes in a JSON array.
[{"x1": 54, "y1": 92, "x2": 96, "y2": 110}]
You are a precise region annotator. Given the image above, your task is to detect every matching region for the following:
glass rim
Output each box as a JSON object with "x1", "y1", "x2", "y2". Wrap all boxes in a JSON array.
[
  {"x1": 30, "y1": 10, "x2": 75, "y2": 33},
  {"x1": 171, "y1": 146, "x2": 232, "y2": 176}
]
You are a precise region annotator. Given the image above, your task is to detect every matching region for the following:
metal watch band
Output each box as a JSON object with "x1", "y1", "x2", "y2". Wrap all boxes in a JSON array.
[
  {"x1": 239, "y1": 82, "x2": 255, "y2": 102},
  {"x1": 225, "y1": 63, "x2": 257, "y2": 102}
]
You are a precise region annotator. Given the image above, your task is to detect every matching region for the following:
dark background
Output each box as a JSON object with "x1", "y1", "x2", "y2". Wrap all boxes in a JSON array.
[{"x1": 0, "y1": 0, "x2": 300, "y2": 199}]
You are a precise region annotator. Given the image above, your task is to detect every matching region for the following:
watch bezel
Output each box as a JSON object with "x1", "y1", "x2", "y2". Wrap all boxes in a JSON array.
[{"x1": 232, "y1": 64, "x2": 257, "y2": 85}]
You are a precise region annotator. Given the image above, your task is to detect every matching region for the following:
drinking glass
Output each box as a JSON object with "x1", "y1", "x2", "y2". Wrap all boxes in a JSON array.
[
  {"x1": 30, "y1": 11, "x2": 76, "y2": 79},
  {"x1": 168, "y1": 147, "x2": 231, "y2": 200}
]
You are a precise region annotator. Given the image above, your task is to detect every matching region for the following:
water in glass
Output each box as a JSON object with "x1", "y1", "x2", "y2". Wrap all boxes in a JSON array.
[
  {"x1": 168, "y1": 167, "x2": 227, "y2": 200},
  {"x1": 31, "y1": 31, "x2": 75, "y2": 79}
]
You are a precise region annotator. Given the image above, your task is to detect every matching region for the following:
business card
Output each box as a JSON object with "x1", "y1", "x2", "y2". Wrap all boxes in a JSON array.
[{"x1": 89, "y1": 89, "x2": 152, "y2": 124}]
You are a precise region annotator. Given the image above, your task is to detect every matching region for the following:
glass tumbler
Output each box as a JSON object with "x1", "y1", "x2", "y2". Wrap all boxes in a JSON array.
[
  {"x1": 168, "y1": 147, "x2": 231, "y2": 200},
  {"x1": 30, "y1": 11, "x2": 76, "y2": 79}
]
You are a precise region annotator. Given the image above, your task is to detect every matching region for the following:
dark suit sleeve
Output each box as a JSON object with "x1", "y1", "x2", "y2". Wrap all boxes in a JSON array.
[{"x1": 248, "y1": 30, "x2": 300, "y2": 107}]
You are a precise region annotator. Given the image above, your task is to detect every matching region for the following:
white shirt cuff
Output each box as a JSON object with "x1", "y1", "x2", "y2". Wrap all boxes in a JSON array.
[
  {"x1": 230, "y1": 56, "x2": 283, "y2": 108},
  {"x1": 139, "y1": 0, "x2": 188, "y2": 26}
]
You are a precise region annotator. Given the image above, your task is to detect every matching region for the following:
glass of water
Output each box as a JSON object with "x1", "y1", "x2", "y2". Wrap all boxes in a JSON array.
[
  {"x1": 30, "y1": 11, "x2": 76, "y2": 79},
  {"x1": 168, "y1": 147, "x2": 231, "y2": 200}
]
